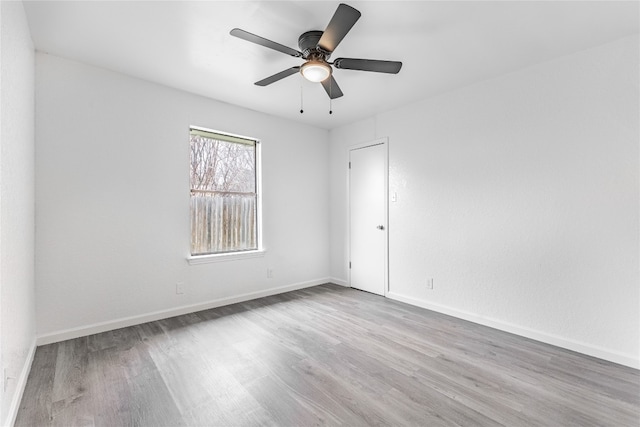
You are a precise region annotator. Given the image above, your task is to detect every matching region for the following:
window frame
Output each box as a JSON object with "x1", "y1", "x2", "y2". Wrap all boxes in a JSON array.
[{"x1": 187, "y1": 126, "x2": 264, "y2": 265}]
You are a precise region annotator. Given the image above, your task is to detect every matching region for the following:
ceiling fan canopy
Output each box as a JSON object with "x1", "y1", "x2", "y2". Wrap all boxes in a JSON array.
[{"x1": 230, "y1": 3, "x2": 402, "y2": 99}]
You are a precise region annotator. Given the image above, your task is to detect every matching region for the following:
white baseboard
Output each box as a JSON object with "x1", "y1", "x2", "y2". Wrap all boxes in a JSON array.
[
  {"x1": 329, "y1": 277, "x2": 349, "y2": 287},
  {"x1": 386, "y1": 291, "x2": 639, "y2": 370},
  {"x1": 4, "y1": 337, "x2": 37, "y2": 427},
  {"x1": 37, "y1": 278, "x2": 330, "y2": 346}
]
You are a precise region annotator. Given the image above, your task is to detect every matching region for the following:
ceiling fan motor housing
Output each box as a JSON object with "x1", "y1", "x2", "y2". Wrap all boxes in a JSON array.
[{"x1": 298, "y1": 31, "x2": 329, "y2": 60}]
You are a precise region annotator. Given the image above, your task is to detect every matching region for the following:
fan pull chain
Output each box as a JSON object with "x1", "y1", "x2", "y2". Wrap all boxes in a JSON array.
[{"x1": 300, "y1": 82, "x2": 304, "y2": 114}]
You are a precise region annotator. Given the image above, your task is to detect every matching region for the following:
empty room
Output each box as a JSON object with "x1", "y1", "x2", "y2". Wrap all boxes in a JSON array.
[{"x1": 1, "y1": 0, "x2": 638, "y2": 426}]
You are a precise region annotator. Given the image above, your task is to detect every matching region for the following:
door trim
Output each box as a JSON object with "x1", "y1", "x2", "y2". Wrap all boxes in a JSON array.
[{"x1": 347, "y1": 137, "x2": 389, "y2": 296}]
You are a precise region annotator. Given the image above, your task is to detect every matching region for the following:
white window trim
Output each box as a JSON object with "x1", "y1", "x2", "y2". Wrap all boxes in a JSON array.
[
  {"x1": 187, "y1": 249, "x2": 266, "y2": 265},
  {"x1": 188, "y1": 126, "x2": 263, "y2": 262}
]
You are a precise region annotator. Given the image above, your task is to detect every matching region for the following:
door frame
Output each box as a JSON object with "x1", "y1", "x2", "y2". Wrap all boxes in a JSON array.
[{"x1": 348, "y1": 137, "x2": 389, "y2": 296}]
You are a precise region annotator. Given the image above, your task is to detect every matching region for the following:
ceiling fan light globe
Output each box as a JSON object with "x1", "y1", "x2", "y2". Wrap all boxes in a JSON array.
[{"x1": 301, "y1": 61, "x2": 331, "y2": 82}]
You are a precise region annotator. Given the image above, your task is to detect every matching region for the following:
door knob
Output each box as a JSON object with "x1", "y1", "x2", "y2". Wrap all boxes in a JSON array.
[{"x1": 377, "y1": 225, "x2": 385, "y2": 230}]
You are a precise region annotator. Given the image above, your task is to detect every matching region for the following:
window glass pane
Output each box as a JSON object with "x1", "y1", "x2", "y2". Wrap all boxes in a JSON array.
[
  {"x1": 190, "y1": 135, "x2": 255, "y2": 193},
  {"x1": 190, "y1": 131, "x2": 258, "y2": 255}
]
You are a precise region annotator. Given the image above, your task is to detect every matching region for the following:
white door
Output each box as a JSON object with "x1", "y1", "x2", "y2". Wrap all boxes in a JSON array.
[{"x1": 349, "y1": 142, "x2": 387, "y2": 296}]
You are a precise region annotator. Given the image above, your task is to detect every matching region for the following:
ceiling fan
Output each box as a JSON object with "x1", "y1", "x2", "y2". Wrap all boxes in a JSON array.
[{"x1": 230, "y1": 3, "x2": 402, "y2": 100}]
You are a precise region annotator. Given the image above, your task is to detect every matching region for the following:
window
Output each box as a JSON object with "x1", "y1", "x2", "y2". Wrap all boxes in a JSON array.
[{"x1": 190, "y1": 127, "x2": 259, "y2": 256}]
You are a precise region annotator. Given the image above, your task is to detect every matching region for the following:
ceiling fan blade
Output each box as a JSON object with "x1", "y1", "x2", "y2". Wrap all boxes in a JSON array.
[
  {"x1": 321, "y1": 75, "x2": 344, "y2": 99},
  {"x1": 230, "y1": 28, "x2": 302, "y2": 58},
  {"x1": 333, "y1": 58, "x2": 402, "y2": 74},
  {"x1": 255, "y1": 67, "x2": 300, "y2": 86},
  {"x1": 317, "y1": 4, "x2": 361, "y2": 53}
]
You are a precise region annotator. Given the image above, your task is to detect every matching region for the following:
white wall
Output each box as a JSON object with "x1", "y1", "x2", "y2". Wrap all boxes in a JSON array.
[
  {"x1": 330, "y1": 35, "x2": 639, "y2": 368},
  {"x1": 0, "y1": 1, "x2": 36, "y2": 425},
  {"x1": 35, "y1": 53, "x2": 330, "y2": 340}
]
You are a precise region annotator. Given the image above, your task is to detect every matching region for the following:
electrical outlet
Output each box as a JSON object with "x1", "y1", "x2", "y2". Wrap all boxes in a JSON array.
[
  {"x1": 427, "y1": 278, "x2": 434, "y2": 290},
  {"x1": 267, "y1": 268, "x2": 274, "y2": 279},
  {"x1": 176, "y1": 282, "x2": 185, "y2": 295}
]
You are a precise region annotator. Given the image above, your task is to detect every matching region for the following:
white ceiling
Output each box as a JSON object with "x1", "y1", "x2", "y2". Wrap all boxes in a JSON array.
[{"x1": 23, "y1": 1, "x2": 639, "y2": 130}]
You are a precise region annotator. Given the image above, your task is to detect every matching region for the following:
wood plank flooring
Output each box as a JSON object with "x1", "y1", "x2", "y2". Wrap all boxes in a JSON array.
[{"x1": 16, "y1": 284, "x2": 640, "y2": 426}]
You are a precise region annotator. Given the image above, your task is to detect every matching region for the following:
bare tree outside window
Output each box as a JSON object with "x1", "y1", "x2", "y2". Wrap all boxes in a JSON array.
[{"x1": 190, "y1": 128, "x2": 258, "y2": 255}]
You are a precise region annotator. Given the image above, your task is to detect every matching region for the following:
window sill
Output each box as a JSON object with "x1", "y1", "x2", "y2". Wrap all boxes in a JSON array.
[{"x1": 187, "y1": 249, "x2": 266, "y2": 265}]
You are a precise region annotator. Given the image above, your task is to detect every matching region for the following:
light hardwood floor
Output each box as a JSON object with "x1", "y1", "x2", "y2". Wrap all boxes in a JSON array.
[{"x1": 16, "y1": 284, "x2": 640, "y2": 426}]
